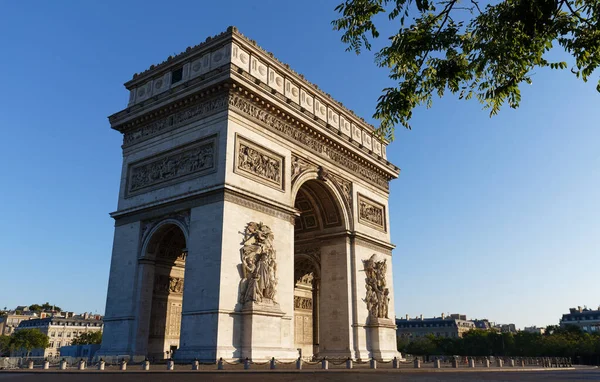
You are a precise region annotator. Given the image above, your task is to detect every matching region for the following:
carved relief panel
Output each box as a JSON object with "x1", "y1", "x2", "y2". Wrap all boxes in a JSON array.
[
  {"x1": 234, "y1": 135, "x2": 284, "y2": 191},
  {"x1": 126, "y1": 136, "x2": 217, "y2": 196},
  {"x1": 357, "y1": 193, "x2": 386, "y2": 232}
]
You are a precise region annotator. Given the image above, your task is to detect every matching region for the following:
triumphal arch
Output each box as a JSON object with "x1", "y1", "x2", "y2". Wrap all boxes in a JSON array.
[{"x1": 98, "y1": 27, "x2": 400, "y2": 362}]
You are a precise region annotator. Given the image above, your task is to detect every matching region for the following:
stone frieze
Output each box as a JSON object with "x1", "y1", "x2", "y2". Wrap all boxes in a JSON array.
[
  {"x1": 235, "y1": 136, "x2": 283, "y2": 190},
  {"x1": 229, "y1": 93, "x2": 390, "y2": 191},
  {"x1": 127, "y1": 137, "x2": 216, "y2": 196},
  {"x1": 357, "y1": 193, "x2": 386, "y2": 232}
]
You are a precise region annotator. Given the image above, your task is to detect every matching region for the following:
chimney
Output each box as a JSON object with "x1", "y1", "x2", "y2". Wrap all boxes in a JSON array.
[
  {"x1": 441, "y1": 313, "x2": 445, "y2": 319},
  {"x1": 420, "y1": 314, "x2": 423, "y2": 320},
  {"x1": 405, "y1": 314, "x2": 409, "y2": 320},
  {"x1": 578, "y1": 306, "x2": 582, "y2": 313}
]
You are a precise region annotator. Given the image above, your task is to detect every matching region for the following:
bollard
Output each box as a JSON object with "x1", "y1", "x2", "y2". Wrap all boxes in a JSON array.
[
  {"x1": 43, "y1": 360, "x2": 50, "y2": 370},
  {"x1": 413, "y1": 358, "x2": 421, "y2": 368},
  {"x1": 60, "y1": 359, "x2": 67, "y2": 370},
  {"x1": 346, "y1": 358, "x2": 353, "y2": 369},
  {"x1": 484, "y1": 359, "x2": 490, "y2": 368},
  {"x1": 321, "y1": 358, "x2": 329, "y2": 370},
  {"x1": 98, "y1": 359, "x2": 105, "y2": 370},
  {"x1": 496, "y1": 359, "x2": 503, "y2": 368},
  {"x1": 245, "y1": 358, "x2": 251, "y2": 370},
  {"x1": 393, "y1": 357, "x2": 400, "y2": 369},
  {"x1": 509, "y1": 359, "x2": 515, "y2": 367},
  {"x1": 28, "y1": 360, "x2": 34, "y2": 370},
  {"x1": 296, "y1": 357, "x2": 302, "y2": 370},
  {"x1": 270, "y1": 357, "x2": 276, "y2": 370},
  {"x1": 451, "y1": 358, "x2": 458, "y2": 368},
  {"x1": 468, "y1": 358, "x2": 475, "y2": 368},
  {"x1": 434, "y1": 359, "x2": 441, "y2": 369},
  {"x1": 192, "y1": 360, "x2": 199, "y2": 371},
  {"x1": 167, "y1": 359, "x2": 174, "y2": 370},
  {"x1": 520, "y1": 359, "x2": 525, "y2": 367},
  {"x1": 143, "y1": 358, "x2": 150, "y2": 371},
  {"x1": 120, "y1": 360, "x2": 127, "y2": 371},
  {"x1": 370, "y1": 359, "x2": 377, "y2": 369},
  {"x1": 218, "y1": 358, "x2": 224, "y2": 370},
  {"x1": 78, "y1": 359, "x2": 86, "y2": 370}
]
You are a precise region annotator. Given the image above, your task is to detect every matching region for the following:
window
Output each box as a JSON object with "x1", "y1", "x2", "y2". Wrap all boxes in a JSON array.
[
  {"x1": 58, "y1": 332, "x2": 62, "y2": 337},
  {"x1": 171, "y1": 68, "x2": 183, "y2": 84},
  {"x1": 51, "y1": 332, "x2": 55, "y2": 337},
  {"x1": 67, "y1": 332, "x2": 71, "y2": 337},
  {"x1": 50, "y1": 342, "x2": 54, "y2": 347}
]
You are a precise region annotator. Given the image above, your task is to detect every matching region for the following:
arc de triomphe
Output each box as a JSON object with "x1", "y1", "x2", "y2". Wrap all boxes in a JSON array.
[{"x1": 97, "y1": 27, "x2": 400, "y2": 362}]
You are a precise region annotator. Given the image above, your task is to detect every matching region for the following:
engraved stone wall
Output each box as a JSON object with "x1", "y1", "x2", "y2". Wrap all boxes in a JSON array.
[
  {"x1": 229, "y1": 93, "x2": 389, "y2": 191},
  {"x1": 234, "y1": 135, "x2": 284, "y2": 190},
  {"x1": 357, "y1": 194, "x2": 386, "y2": 232},
  {"x1": 123, "y1": 95, "x2": 228, "y2": 147},
  {"x1": 126, "y1": 136, "x2": 216, "y2": 196}
]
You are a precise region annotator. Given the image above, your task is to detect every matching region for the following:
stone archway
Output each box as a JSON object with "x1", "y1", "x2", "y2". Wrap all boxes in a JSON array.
[
  {"x1": 293, "y1": 178, "x2": 351, "y2": 359},
  {"x1": 144, "y1": 224, "x2": 187, "y2": 360}
]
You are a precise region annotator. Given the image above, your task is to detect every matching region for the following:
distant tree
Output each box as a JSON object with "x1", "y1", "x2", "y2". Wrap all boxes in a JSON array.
[
  {"x1": 333, "y1": 0, "x2": 600, "y2": 139},
  {"x1": 0, "y1": 336, "x2": 11, "y2": 356},
  {"x1": 71, "y1": 331, "x2": 102, "y2": 346},
  {"x1": 28, "y1": 303, "x2": 62, "y2": 313},
  {"x1": 10, "y1": 329, "x2": 49, "y2": 358}
]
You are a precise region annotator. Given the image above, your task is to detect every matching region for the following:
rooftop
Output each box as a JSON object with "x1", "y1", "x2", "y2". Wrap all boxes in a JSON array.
[{"x1": 123, "y1": 26, "x2": 381, "y2": 135}]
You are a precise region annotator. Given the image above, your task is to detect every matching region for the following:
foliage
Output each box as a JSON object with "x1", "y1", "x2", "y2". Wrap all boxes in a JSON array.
[
  {"x1": 28, "y1": 302, "x2": 62, "y2": 312},
  {"x1": 70, "y1": 331, "x2": 102, "y2": 345},
  {"x1": 0, "y1": 336, "x2": 11, "y2": 356},
  {"x1": 398, "y1": 325, "x2": 600, "y2": 363},
  {"x1": 10, "y1": 329, "x2": 49, "y2": 358},
  {"x1": 333, "y1": 0, "x2": 600, "y2": 140}
]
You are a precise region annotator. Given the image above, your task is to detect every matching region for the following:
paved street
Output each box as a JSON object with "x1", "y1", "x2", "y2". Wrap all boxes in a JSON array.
[{"x1": 0, "y1": 368, "x2": 598, "y2": 382}]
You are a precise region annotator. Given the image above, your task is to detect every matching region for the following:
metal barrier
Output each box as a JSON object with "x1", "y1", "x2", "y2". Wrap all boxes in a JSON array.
[{"x1": 0, "y1": 355, "x2": 573, "y2": 371}]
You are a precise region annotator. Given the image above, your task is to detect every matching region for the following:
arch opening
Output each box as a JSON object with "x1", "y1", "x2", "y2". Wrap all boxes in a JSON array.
[
  {"x1": 145, "y1": 223, "x2": 187, "y2": 360},
  {"x1": 293, "y1": 179, "x2": 347, "y2": 359}
]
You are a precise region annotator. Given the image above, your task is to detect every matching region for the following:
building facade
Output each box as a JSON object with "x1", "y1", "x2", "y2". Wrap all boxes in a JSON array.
[
  {"x1": 560, "y1": 306, "x2": 600, "y2": 333},
  {"x1": 0, "y1": 313, "x2": 36, "y2": 336},
  {"x1": 13, "y1": 317, "x2": 103, "y2": 358},
  {"x1": 97, "y1": 27, "x2": 400, "y2": 362},
  {"x1": 396, "y1": 314, "x2": 475, "y2": 339}
]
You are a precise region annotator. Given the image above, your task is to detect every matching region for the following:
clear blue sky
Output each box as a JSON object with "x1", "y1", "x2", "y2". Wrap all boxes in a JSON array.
[{"x1": 1, "y1": 1, "x2": 598, "y2": 329}]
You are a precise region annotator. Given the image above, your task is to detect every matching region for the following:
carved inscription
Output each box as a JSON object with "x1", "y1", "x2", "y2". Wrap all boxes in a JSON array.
[
  {"x1": 364, "y1": 254, "x2": 389, "y2": 320},
  {"x1": 229, "y1": 94, "x2": 390, "y2": 191},
  {"x1": 123, "y1": 95, "x2": 228, "y2": 146},
  {"x1": 235, "y1": 136, "x2": 283, "y2": 190},
  {"x1": 127, "y1": 137, "x2": 215, "y2": 196},
  {"x1": 357, "y1": 193, "x2": 386, "y2": 231},
  {"x1": 154, "y1": 275, "x2": 184, "y2": 294},
  {"x1": 294, "y1": 296, "x2": 313, "y2": 310}
]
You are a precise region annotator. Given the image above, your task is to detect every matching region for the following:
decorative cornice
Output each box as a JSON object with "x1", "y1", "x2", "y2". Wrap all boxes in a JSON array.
[
  {"x1": 353, "y1": 235, "x2": 394, "y2": 256},
  {"x1": 228, "y1": 90, "x2": 392, "y2": 191},
  {"x1": 224, "y1": 190, "x2": 295, "y2": 224}
]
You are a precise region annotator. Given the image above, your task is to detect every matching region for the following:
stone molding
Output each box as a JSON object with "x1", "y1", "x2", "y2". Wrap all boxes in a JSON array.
[
  {"x1": 353, "y1": 236, "x2": 394, "y2": 256},
  {"x1": 126, "y1": 135, "x2": 217, "y2": 197},
  {"x1": 223, "y1": 190, "x2": 296, "y2": 224},
  {"x1": 229, "y1": 90, "x2": 391, "y2": 191},
  {"x1": 140, "y1": 210, "x2": 190, "y2": 250},
  {"x1": 122, "y1": 93, "x2": 229, "y2": 147},
  {"x1": 234, "y1": 134, "x2": 284, "y2": 191},
  {"x1": 122, "y1": 27, "x2": 390, "y2": 161},
  {"x1": 357, "y1": 193, "x2": 386, "y2": 232}
]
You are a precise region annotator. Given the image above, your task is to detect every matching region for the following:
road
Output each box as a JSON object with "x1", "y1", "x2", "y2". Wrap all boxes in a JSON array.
[{"x1": 0, "y1": 368, "x2": 598, "y2": 382}]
